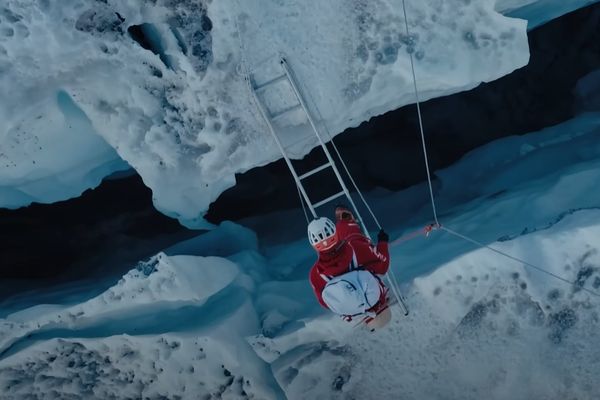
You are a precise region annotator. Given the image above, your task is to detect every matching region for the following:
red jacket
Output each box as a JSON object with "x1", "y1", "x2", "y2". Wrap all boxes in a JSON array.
[{"x1": 309, "y1": 220, "x2": 390, "y2": 309}]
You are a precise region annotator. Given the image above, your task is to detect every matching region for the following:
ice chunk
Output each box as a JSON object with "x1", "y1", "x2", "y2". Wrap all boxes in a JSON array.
[
  {"x1": 0, "y1": 91, "x2": 129, "y2": 208},
  {"x1": 0, "y1": 0, "x2": 530, "y2": 225},
  {"x1": 0, "y1": 253, "x2": 240, "y2": 355}
]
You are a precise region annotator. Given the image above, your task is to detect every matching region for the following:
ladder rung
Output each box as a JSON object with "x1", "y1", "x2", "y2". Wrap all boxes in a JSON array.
[
  {"x1": 271, "y1": 103, "x2": 302, "y2": 120},
  {"x1": 298, "y1": 163, "x2": 332, "y2": 180},
  {"x1": 313, "y1": 191, "x2": 346, "y2": 209},
  {"x1": 253, "y1": 74, "x2": 287, "y2": 91}
]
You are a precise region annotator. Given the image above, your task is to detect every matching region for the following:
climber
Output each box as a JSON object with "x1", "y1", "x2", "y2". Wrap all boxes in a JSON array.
[{"x1": 308, "y1": 205, "x2": 392, "y2": 329}]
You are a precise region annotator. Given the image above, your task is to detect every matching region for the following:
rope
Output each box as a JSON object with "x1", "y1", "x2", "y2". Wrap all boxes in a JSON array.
[
  {"x1": 389, "y1": 223, "x2": 439, "y2": 247},
  {"x1": 441, "y1": 226, "x2": 600, "y2": 298},
  {"x1": 401, "y1": 0, "x2": 440, "y2": 226},
  {"x1": 297, "y1": 183, "x2": 310, "y2": 223}
]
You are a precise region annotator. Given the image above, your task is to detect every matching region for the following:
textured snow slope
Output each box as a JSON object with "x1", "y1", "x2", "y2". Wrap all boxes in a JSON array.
[
  {"x1": 0, "y1": 0, "x2": 529, "y2": 226},
  {"x1": 1, "y1": 112, "x2": 600, "y2": 399}
]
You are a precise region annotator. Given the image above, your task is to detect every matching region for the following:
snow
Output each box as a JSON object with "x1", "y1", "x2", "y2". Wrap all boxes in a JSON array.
[
  {"x1": 2, "y1": 1, "x2": 600, "y2": 398},
  {"x1": 496, "y1": 0, "x2": 600, "y2": 29},
  {"x1": 0, "y1": 88, "x2": 130, "y2": 208},
  {"x1": 2, "y1": 110, "x2": 600, "y2": 398},
  {"x1": 1, "y1": 0, "x2": 531, "y2": 226},
  {"x1": 0, "y1": 314, "x2": 281, "y2": 399}
]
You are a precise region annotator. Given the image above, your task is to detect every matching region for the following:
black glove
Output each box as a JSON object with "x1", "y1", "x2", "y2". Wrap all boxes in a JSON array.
[{"x1": 377, "y1": 229, "x2": 389, "y2": 243}]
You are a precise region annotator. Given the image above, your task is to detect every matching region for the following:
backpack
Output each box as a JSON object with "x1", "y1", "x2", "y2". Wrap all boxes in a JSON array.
[{"x1": 321, "y1": 270, "x2": 384, "y2": 316}]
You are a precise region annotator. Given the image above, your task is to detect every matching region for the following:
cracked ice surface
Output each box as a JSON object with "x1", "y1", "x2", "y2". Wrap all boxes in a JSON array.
[
  {"x1": 0, "y1": 253, "x2": 239, "y2": 359},
  {"x1": 0, "y1": 0, "x2": 528, "y2": 226}
]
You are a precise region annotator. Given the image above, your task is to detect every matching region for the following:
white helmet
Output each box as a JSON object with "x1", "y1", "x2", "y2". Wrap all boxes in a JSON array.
[{"x1": 307, "y1": 217, "x2": 338, "y2": 252}]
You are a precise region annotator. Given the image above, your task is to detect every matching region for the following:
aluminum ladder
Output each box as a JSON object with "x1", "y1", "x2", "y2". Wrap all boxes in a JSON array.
[{"x1": 248, "y1": 57, "x2": 369, "y2": 233}]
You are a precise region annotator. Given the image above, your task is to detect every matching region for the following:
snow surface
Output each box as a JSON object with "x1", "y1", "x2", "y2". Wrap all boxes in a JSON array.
[
  {"x1": 0, "y1": 0, "x2": 532, "y2": 226},
  {"x1": 2, "y1": 111, "x2": 600, "y2": 399},
  {"x1": 0, "y1": 88, "x2": 130, "y2": 208}
]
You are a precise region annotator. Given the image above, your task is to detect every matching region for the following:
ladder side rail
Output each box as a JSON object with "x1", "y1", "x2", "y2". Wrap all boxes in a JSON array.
[
  {"x1": 250, "y1": 86, "x2": 318, "y2": 219},
  {"x1": 280, "y1": 58, "x2": 371, "y2": 237}
]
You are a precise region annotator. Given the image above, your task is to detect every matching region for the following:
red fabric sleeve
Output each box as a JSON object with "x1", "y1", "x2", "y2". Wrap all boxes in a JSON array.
[
  {"x1": 373, "y1": 241, "x2": 390, "y2": 274},
  {"x1": 336, "y1": 219, "x2": 390, "y2": 274},
  {"x1": 309, "y1": 264, "x2": 329, "y2": 309},
  {"x1": 350, "y1": 239, "x2": 390, "y2": 275}
]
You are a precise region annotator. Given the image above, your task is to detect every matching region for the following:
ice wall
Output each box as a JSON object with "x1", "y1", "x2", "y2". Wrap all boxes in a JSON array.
[{"x1": 0, "y1": 0, "x2": 532, "y2": 226}]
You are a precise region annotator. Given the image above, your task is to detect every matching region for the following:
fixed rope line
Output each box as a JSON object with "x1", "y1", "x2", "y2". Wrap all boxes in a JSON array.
[
  {"x1": 389, "y1": 224, "x2": 438, "y2": 247},
  {"x1": 441, "y1": 226, "x2": 600, "y2": 298},
  {"x1": 401, "y1": 0, "x2": 440, "y2": 226},
  {"x1": 296, "y1": 184, "x2": 310, "y2": 223}
]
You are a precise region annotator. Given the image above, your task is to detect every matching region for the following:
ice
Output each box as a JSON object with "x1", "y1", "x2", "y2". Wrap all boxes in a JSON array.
[
  {"x1": 164, "y1": 220, "x2": 258, "y2": 257},
  {"x1": 0, "y1": 316, "x2": 281, "y2": 399},
  {"x1": 2, "y1": 1, "x2": 600, "y2": 397},
  {"x1": 2, "y1": 111, "x2": 600, "y2": 397},
  {"x1": 0, "y1": 0, "x2": 532, "y2": 226},
  {"x1": 243, "y1": 214, "x2": 600, "y2": 399},
  {"x1": 496, "y1": 0, "x2": 600, "y2": 29},
  {"x1": 0, "y1": 253, "x2": 240, "y2": 361},
  {"x1": 1, "y1": 0, "x2": 597, "y2": 225},
  {"x1": 242, "y1": 112, "x2": 600, "y2": 398},
  {"x1": 0, "y1": 89, "x2": 130, "y2": 208},
  {"x1": 0, "y1": 219, "x2": 285, "y2": 398}
]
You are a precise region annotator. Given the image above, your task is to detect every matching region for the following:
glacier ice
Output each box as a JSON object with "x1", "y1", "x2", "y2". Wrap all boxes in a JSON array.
[
  {"x1": 2, "y1": 111, "x2": 600, "y2": 398},
  {"x1": 0, "y1": 88, "x2": 130, "y2": 208},
  {"x1": 2, "y1": 2, "x2": 600, "y2": 398},
  {"x1": 0, "y1": 0, "x2": 532, "y2": 226}
]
